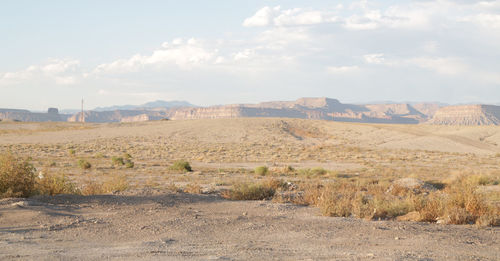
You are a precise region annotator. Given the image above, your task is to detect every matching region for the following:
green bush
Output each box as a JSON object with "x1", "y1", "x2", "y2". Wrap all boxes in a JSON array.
[
  {"x1": 0, "y1": 153, "x2": 36, "y2": 198},
  {"x1": 112, "y1": 155, "x2": 134, "y2": 169},
  {"x1": 112, "y1": 156, "x2": 125, "y2": 166},
  {"x1": 77, "y1": 159, "x2": 91, "y2": 170},
  {"x1": 170, "y1": 160, "x2": 192, "y2": 172},
  {"x1": 222, "y1": 182, "x2": 275, "y2": 200},
  {"x1": 125, "y1": 161, "x2": 134, "y2": 168},
  {"x1": 254, "y1": 166, "x2": 269, "y2": 176}
]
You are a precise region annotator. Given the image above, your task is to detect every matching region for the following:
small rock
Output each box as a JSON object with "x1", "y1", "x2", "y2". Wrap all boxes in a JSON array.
[{"x1": 11, "y1": 201, "x2": 29, "y2": 207}]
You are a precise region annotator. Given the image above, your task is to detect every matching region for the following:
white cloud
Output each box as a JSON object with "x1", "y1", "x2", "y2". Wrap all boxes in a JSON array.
[
  {"x1": 243, "y1": 1, "x2": 500, "y2": 32},
  {"x1": 257, "y1": 27, "x2": 311, "y2": 50},
  {"x1": 364, "y1": 53, "x2": 467, "y2": 75},
  {"x1": 326, "y1": 66, "x2": 360, "y2": 74},
  {"x1": 344, "y1": 15, "x2": 379, "y2": 30},
  {"x1": 461, "y1": 13, "x2": 500, "y2": 30},
  {"x1": 233, "y1": 49, "x2": 255, "y2": 61},
  {"x1": 409, "y1": 57, "x2": 467, "y2": 75},
  {"x1": 94, "y1": 38, "x2": 216, "y2": 73},
  {"x1": 243, "y1": 6, "x2": 281, "y2": 27},
  {"x1": 243, "y1": 6, "x2": 339, "y2": 27},
  {"x1": 363, "y1": 53, "x2": 387, "y2": 65},
  {"x1": 343, "y1": 3, "x2": 436, "y2": 31},
  {"x1": 0, "y1": 59, "x2": 80, "y2": 86}
]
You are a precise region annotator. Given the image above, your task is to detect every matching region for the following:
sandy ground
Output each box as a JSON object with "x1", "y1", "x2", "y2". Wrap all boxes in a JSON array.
[
  {"x1": 1, "y1": 119, "x2": 500, "y2": 260},
  {"x1": 1, "y1": 119, "x2": 500, "y2": 155},
  {"x1": 1, "y1": 190, "x2": 499, "y2": 261}
]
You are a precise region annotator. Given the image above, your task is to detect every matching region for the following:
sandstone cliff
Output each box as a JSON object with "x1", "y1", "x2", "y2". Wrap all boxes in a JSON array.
[
  {"x1": 428, "y1": 105, "x2": 500, "y2": 126},
  {"x1": 0, "y1": 98, "x2": 443, "y2": 124},
  {"x1": 67, "y1": 110, "x2": 169, "y2": 123}
]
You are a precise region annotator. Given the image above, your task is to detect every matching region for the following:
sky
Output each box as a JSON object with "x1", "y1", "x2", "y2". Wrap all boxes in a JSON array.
[{"x1": 1, "y1": 0, "x2": 499, "y2": 110}]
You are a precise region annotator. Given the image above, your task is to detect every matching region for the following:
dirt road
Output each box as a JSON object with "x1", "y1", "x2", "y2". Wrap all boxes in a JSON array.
[{"x1": 1, "y1": 190, "x2": 498, "y2": 260}]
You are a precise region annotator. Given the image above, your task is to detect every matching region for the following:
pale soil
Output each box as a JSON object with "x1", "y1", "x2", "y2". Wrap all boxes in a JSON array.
[
  {"x1": 1, "y1": 191, "x2": 499, "y2": 261},
  {"x1": 1, "y1": 119, "x2": 500, "y2": 260}
]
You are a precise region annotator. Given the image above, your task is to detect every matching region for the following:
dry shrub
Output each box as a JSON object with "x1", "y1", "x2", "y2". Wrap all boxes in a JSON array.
[
  {"x1": 184, "y1": 183, "x2": 202, "y2": 194},
  {"x1": 413, "y1": 194, "x2": 444, "y2": 222},
  {"x1": 254, "y1": 166, "x2": 269, "y2": 176},
  {"x1": 222, "y1": 181, "x2": 276, "y2": 200},
  {"x1": 475, "y1": 208, "x2": 500, "y2": 226},
  {"x1": 170, "y1": 160, "x2": 192, "y2": 172},
  {"x1": 112, "y1": 156, "x2": 125, "y2": 166},
  {"x1": 409, "y1": 177, "x2": 498, "y2": 226},
  {"x1": 261, "y1": 178, "x2": 286, "y2": 191},
  {"x1": 297, "y1": 168, "x2": 328, "y2": 178},
  {"x1": 0, "y1": 153, "x2": 36, "y2": 198},
  {"x1": 166, "y1": 183, "x2": 182, "y2": 193},
  {"x1": 293, "y1": 176, "x2": 499, "y2": 226},
  {"x1": 36, "y1": 172, "x2": 78, "y2": 196},
  {"x1": 77, "y1": 159, "x2": 91, "y2": 170},
  {"x1": 80, "y1": 174, "x2": 129, "y2": 195},
  {"x1": 300, "y1": 180, "x2": 423, "y2": 220},
  {"x1": 456, "y1": 174, "x2": 499, "y2": 186}
]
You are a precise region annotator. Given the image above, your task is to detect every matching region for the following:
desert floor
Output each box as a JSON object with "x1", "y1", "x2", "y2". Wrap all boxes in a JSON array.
[{"x1": 0, "y1": 118, "x2": 499, "y2": 260}]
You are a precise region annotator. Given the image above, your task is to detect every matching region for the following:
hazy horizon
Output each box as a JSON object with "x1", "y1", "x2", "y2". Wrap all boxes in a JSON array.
[{"x1": 1, "y1": 0, "x2": 499, "y2": 110}]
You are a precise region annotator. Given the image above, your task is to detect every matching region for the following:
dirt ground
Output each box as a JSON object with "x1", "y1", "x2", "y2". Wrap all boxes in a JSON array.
[
  {"x1": 1, "y1": 119, "x2": 500, "y2": 260},
  {"x1": 1, "y1": 190, "x2": 499, "y2": 260}
]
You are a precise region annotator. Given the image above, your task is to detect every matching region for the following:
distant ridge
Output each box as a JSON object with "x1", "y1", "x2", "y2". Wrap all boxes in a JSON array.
[
  {"x1": 428, "y1": 105, "x2": 500, "y2": 126},
  {"x1": 93, "y1": 100, "x2": 195, "y2": 111}
]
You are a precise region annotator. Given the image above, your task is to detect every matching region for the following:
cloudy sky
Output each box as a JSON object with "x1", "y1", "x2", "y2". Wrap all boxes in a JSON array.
[{"x1": 1, "y1": 0, "x2": 499, "y2": 110}]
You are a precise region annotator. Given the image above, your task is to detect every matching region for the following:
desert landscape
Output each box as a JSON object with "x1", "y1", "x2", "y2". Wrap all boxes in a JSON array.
[
  {"x1": 2, "y1": 1, "x2": 500, "y2": 259},
  {"x1": 1, "y1": 118, "x2": 499, "y2": 260}
]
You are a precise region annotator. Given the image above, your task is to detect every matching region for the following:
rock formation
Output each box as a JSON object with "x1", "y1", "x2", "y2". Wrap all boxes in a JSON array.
[
  {"x1": 0, "y1": 108, "x2": 68, "y2": 122},
  {"x1": 428, "y1": 105, "x2": 500, "y2": 126},
  {"x1": 0, "y1": 98, "x2": 446, "y2": 124},
  {"x1": 67, "y1": 110, "x2": 169, "y2": 123}
]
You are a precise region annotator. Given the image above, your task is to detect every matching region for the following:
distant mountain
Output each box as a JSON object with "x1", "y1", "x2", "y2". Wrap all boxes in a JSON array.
[{"x1": 93, "y1": 100, "x2": 196, "y2": 111}]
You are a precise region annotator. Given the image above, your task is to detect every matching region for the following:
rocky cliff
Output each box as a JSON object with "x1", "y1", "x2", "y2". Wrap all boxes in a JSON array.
[
  {"x1": 428, "y1": 105, "x2": 500, "y2": 126},
  {"x1": 0, "y1": 108, "x2": 69, "y2": 122},
  {"x1": 67, "y1": 110, "x2": 169, "y2": 123},
  {"x1": 0, "y1": 98, "x2": 443, "y2": 124},
  {"x1": 165, "y1": 98, "x2": 427, "y2": 124}
]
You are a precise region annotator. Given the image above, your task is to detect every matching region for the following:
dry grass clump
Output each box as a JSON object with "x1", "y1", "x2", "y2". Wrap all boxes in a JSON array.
[
  {"x1": 166, "y1": 183, "x2": 182, "y2": 193},
  {"x1": 170, "y1": 160, "x2": 192, "y2": 172},
  {"x1": 0, "y1": 153, "x2": 36, "y2": 198},
  {"x1": 112, "y1": 154, "x2": 134, "y2": 168},
  {"x1": 80, "y1": 174, "x2": 129, "y2": 195},
  {"x1": 112, "y1": 156, "x2": 125, "y2": 166},
  {"x1": 254, "y1": 166, "x2": 269, "y2": 176},
  {"x1": 308, "y1": 181, "x2": 412, "y2": 219},
  {"x1": 77, "y1": 159, "x2": 91, "y2": 170},
  {"x1": 297, "y1": 167, "x2": 329, "y2": 178},
  {"x1": 221, "y1": 179, "x2": 281, "y2": 200},
  {"x1": 1, "y1": 153, "x2": 80, "y2": 197},
  {"x1": 36, "y1": 172, "x2": 79, "y2": 196},
  {"x1": 414, "y1": 176, "x2": 500, "y2": 226},
  {"x1": 184, "y1": 183, "x2": 203, "y2": 194},
  {"x1": 294, "y1": 178, "x2": 499, "y2": 226}
]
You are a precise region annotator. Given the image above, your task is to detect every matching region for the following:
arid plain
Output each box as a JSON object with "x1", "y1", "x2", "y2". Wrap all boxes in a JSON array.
[{"x1": 1, "y1": 118, "x2": 499, "y2": 260}]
